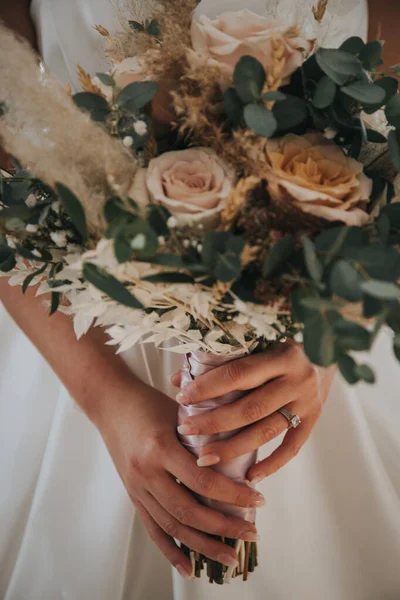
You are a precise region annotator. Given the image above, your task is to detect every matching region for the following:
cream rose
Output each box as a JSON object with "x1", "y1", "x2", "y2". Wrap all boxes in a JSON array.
[
  {"x1": 262, "y1": 133, "x2": 373, "y2": 226},
  {"x1": 145, "y1": 148, "x2": 235, "y2": 228},
  {"x1": 189, "y1": 10, "x2": 314, "y2": 86}
]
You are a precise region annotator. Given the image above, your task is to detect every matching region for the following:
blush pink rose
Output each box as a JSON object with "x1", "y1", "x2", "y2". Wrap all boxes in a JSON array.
[
  {"x1": 146, "y1": 148, "x2": 235, "y2": 228},
  {"x1": 189, "y1": 9, "x2": 314, "y2": 85}
]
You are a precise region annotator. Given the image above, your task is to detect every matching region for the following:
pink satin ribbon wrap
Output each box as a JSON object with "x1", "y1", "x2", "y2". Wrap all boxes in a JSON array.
[{"x1": 178, "y1": 351, "x2": 258, "y2": 523}]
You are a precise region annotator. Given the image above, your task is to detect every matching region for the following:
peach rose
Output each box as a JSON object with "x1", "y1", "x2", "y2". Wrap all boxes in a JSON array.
[
  {"x1": 146, "y1": 148, "x2": 235, "y2": 228},
  {"x1": 189, "y1": 10, "x2": 313, "y2": 86},
  {"x1": 262, "y1": 133, "x2": 373, "y2": 226}
]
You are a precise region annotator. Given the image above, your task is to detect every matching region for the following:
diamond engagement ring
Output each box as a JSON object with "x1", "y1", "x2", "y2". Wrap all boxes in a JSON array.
[{"x1": 278, "y1": 407, "x2": 301, "y2": 429}]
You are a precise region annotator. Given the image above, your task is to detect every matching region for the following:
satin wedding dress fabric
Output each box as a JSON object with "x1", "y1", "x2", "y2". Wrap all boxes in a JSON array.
[{"x1": 1, "y1": 0, "x2": 400, "y2": 598}]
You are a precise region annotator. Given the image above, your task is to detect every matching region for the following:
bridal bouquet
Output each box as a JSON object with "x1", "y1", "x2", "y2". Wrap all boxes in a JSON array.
[{"x1": 1, "y1": 0, "x2": 400, "y2": 583}]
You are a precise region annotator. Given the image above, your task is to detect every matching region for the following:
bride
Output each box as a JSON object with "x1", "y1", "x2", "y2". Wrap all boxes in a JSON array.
[{"x1": 1, "y1": 1, "x2": 400, "y2": 598}]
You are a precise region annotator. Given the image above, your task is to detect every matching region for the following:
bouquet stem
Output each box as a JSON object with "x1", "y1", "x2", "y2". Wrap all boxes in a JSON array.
[
  {"x1": 181, "y1": 539, "x2": 258, "y2": 584},
  {"x1": 177, "y1": 351, "x2": 259, "y2": 583}
]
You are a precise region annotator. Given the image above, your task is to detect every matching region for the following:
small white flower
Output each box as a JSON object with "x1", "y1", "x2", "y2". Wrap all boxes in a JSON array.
[
  {"x1": 123, "y1": 136, "x2": 134, "y2": 148},
  {"x1": 6, "y1": 236, "x2": 17, "y2": 249},
  {"x1": 25, "y1": 194, "x2": 37, "y2": 208},
  {"x1": 133, "y1": 120, "x2": 148, "y2": 136},
  {"x1": 131, "y1": 233, "x2": 146, "y2": 250},
  {"x1": 182, "y1": 239, "x2": 190, "y2": 248},
  {"x1": 323, "y1": 126, "x2": 337, "y2": 140},
  {"x1": 197, "y1": 243, "x2": 203, "y2": 253},
  {"x1": 55, "y1": 220, "x2": 62, "y2": 227},
  {"x1": 294, "y1": 331, "x2": 303, "y2": 343},
  {"x1": 167, "y1": 216, "x2": 178, "y2": 228},
  {"x1": 52, "y1": 200, "x2": 62, "y2": 214},
  {"x1": 158, "y1": 236, "x2": 166, "y2": 245},
  {"x1": 26, "y1": 224, "x2": 39, "y2": 233},
  {"x1": 50, "y1": 231, "x2": 68, "y2": 247},
  {"x1": 32, "y1": 249, "x2": 41, "y2": 258}
]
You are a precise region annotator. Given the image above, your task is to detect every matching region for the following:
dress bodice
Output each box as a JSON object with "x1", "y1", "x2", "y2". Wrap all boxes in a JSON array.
[{"x1": 31, "y1": 0, "x2": 368, "y2": 90}]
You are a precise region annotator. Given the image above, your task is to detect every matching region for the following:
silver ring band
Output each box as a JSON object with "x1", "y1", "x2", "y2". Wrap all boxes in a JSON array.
[{"x1": 278, "y1": 407, "x2": 301, "y2": 429}]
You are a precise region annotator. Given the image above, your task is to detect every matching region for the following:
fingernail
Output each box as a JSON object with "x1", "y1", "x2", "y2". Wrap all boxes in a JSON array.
[
  {"x1": 240, "y1": 531, "x2": 260, "y2": 542},
  {"x1": 197, "y1": 453, "x2": 220, "y2": 468},
  {"x1": 170, "y1": 371, "x2": 180, "y2": 384},
  {"x1": 176, "y1": 565, "x2": 193, "y2": 580},
  {"x1": 218, "y1": 553, "x2": 239, "y2": 568},
  {"x1": 251, "y1": 492, "x2": 266, "y2": 507},
  {"x1": 177, "y1": 423, "x2": 199, "y2": 436},
  {"x1": 176, "y1": 391, "x2": 189, "y2": 404},
  {"x1": 251, "y1": 475, "x2": 265, "y2": 486}
]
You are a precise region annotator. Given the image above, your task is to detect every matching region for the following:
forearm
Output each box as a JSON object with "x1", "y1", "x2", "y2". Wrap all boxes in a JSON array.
[{"x1": 0, "y1": 279, "x2": 141, "y2": 423}]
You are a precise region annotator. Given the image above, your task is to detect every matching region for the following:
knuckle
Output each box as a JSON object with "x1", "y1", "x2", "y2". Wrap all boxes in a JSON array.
[
  {"x1": 196, "y1": 469, "x2": 216, "y2": 494},
  {"x1": 162, "y1": 519, "x2": 179, "y2": 538},
  {"x1": 241, "y1": 398, "x2": 265, "y2": 424},
  {"x1": 128, "y1": 454, "x2": 143, "y2": 478},
  {"x1": 224, "y1": 360, "x2": 244, "y2": 385},
  {"x1": 258, "y1": 424, "x2": 279, "y2": 445},
  {"x1": 141, "y1": 430, "x2": 169, "y2": 463},
  {"x1": 173, "y1": 505, "x2": 195, "y2": 526}
]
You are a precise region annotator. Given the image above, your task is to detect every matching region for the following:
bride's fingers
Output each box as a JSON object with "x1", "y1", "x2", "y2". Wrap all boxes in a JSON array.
[
  {"x1": 150, "y1": 472, "x2": 258, "y2": 541},
  {"x1": 247, "y1": 416, "x2": 317, "y2": 484},
  {"x1": 142, "y1": 491, "x2": 240, "y2": 568},
  {"x1": 197, "y1": 412, "x2": 288, "y2": 466},
  {"x1": 170, "y1": 370, "x2": 181, "y2": 388},
  {"x1": 134, "y1": 499, "x2": 193, "y2": 579},
  {"x1": 177, "y1": 379, "x2": 293, "y2": 435},
  {"x1": 167, "y1": 441, "x2": 265, "y2": 508}
]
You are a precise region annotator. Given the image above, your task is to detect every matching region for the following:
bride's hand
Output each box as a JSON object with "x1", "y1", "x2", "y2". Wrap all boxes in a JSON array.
[
  {"x1": 93, "y1": 377, "x2": 262, "y2": 578},
  {"x1": 173, "y1": 342, "x2": 335, "y2": 485}
]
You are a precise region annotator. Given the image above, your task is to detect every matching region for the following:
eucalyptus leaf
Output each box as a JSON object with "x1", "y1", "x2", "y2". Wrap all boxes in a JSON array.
[
  {"x1": 302, "y1": 236, "x2": 323, "y2": 283},
  {"x1": 341, "y1": 81, "x2": 386, "y2": 105},
  {"x1": 129, "y1": 20, "x2": 145, "y2": 32},
  {"x1": 95, "y1": 72, "x2": 115, "y2": 87},
  {"x1": 273, "y1": 94, "x2": 308, "y2": 131},
  {"x1": 337, "y1": 354, "x2": 360, "y2": 384},
  {"x1": 147, "y1": 204, "x2": 171, "y2": 236},
  {"x1": 339, "y1": 37, "x2": 365, "y2": 56},
  {"x1": 262, "y1": 236, "x2": 295, "y2": 278},
  {"x1": 355, "y1": 364, "x2": 376, "y2": 384},
  {"x1": 361, "y1": 279, "x2": 400, "y2": 299},
  {"x1": 334, "y1": 319, "x2": 371, "y2": 351},
  {"x1": 83, "y1": 263, "x2": 143, "y2": 308},
  {"x1": 303, "y1": 311, "x2": 336, "y2": 367},
  {"x1": 215, "y1": 253, "x2": 242, "y2": 282},
  {"x1": 381, "y1": 203, "x2": 400, "y2": 229},
  {"x1": 244, "y1": 104, "x2": 277, "y2": 138},
  {"x1": 313, "y1": 76, "x2": 337, "y2": 109},
  {"x1": 386, "y1": 95, "x2": 400, "y2": 129},
  {"x1": 0, "y1": 245, "x2": 16, "y2": 272},
  {"x1": 329, "y1": 259, "x2": 364, "y2": 302},
  {"x1": 233, "y1": 56, "x2": 266, "y2": 103},
  {"x1": 315, "y1": 48, "x2": 364, "y2": 86},
  {"x1": 263, "y1": 91, "x2": 286, "y2": 102},
  {"x1": 117, "y1": 81, "x2": 159, "y2": 111},
  {"x1": 359, "y1": 41, "x2": 383, "y2": 71},
  {"x1": 375, "y1": 77, "x2": 398, "y2": 102},
  {"x1": 73, "y1": 92, "x2": 110, "y2": 122},
  {"x1": 22, "y1": 263, "x2": 47, "y2": 294},
  {"x1": 56, "y1": 183, "x2": 87, "y2": 241}
]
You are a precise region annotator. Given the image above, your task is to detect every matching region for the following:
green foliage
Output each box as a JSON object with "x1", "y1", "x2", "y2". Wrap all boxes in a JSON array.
[
  {"x1": 262, "y1": 236, "x2": 295, "y2": 278},
  {"x1": 56, "y1": 183, "x2": 87, "y2": 241},
  {"x1": 95, "y1": 72, "x2": 115, "y2": 87},
  {"x1": 73, "y1": 92, "x2": 110, "y2": 122},
  {"x1": 83, "y1": 263, "x2": 143, "y2": 308},
  {"x1": 0, "y1": 242, "x2": 16, "y2": 272},
  {"x1": 315, "y1": 48, "x2": 364, "y2": 86},
  {"x1": 272, "y1": 94, "x2": 308, "y2": 131},
  {"x1": 243, "y1": 104, "x2": 277, "y2": 138},
  {"x1": 202, "y1": 232, "x2": 244, "y2": 282},
  {"x1": 117, "y1": 81, "x2": 159, "y2": 112},
  {"x1": 313, "y1": 76, "x2": 337, "y2": 109},
  {"x1": 233, "y1": 56, "x2": 266, "y2": 104}
]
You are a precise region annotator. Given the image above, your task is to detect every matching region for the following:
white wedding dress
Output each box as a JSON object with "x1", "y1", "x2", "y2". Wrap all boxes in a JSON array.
[{"x1": 1, "y1": 1, "x2": 400, "y2": 599}]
